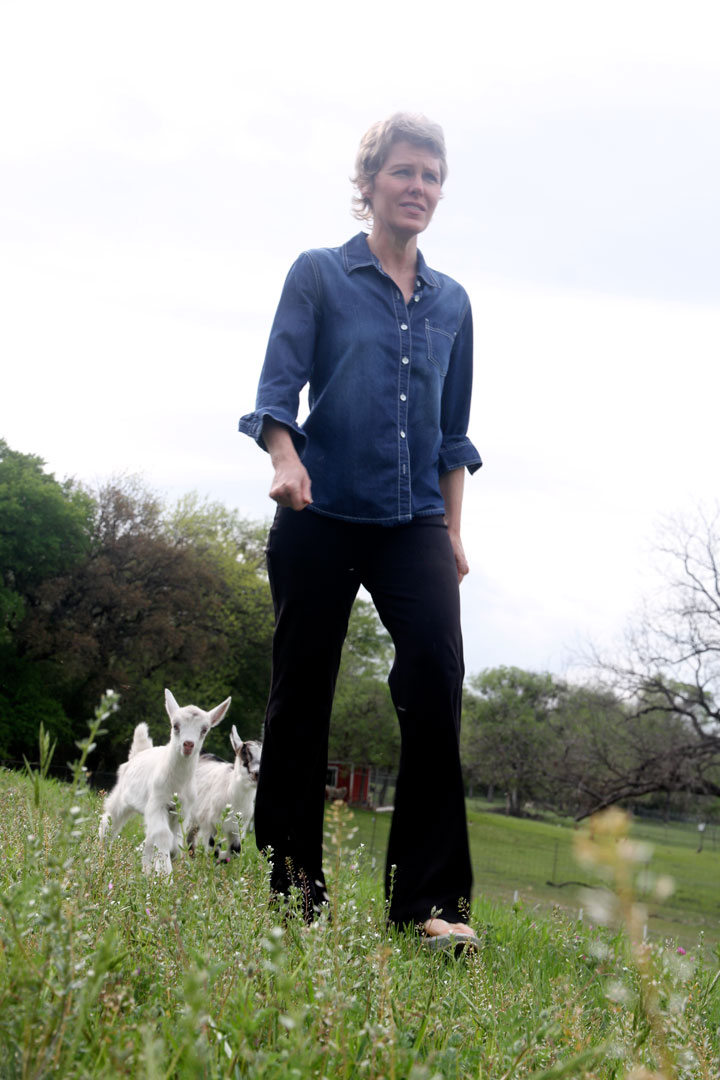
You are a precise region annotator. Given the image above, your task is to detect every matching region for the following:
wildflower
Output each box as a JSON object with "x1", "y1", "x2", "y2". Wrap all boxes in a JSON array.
[
  {"x1": 654, "y1": 875, "x2": 675, "y2": 900},
  {"x1": 676, "y1": 946, "x2": 686, "y2": 956}
]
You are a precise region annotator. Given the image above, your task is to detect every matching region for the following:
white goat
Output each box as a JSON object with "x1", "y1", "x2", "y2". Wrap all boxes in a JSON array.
[
  {"x1": 187, "y1": 726, "x2": 262, "y2": 859},
  {"x1": 99, "y1": 688, "x2": 231, "y2": 875}
]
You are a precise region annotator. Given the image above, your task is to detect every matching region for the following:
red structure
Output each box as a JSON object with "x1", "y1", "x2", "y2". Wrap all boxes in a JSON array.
[{"x1": 326, "y1": 761, "x2": 371, "y2": 806}]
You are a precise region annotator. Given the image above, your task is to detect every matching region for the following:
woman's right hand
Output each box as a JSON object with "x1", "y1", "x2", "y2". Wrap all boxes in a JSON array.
[
  {"x1": 263, "y1": 420, "x2": 313, "y2": 511},
  {"x1": 269, "y1": 458, "x2": 313, "y2": 510}
]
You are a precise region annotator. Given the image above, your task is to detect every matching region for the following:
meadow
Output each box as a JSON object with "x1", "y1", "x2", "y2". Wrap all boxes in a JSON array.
[
  {"x1": 0, "y1": 722, "x2": 718, "y2": 1078},
  {"x1": 356, "y1": 804, "x2": 720, "y2": 950}
]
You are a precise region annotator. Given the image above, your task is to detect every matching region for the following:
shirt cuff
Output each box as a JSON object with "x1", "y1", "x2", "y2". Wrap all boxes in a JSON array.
[
  {"x1": 238, "y1": 409, "x2": 308, "y2": 456},
  {"x1": 438, "y1": 435, "x2": 483, "y2": 476}
]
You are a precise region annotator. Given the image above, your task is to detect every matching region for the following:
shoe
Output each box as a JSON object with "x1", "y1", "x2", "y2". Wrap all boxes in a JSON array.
[{"x1": 420, "y1": 930, "x2": 481, "y2": 956}]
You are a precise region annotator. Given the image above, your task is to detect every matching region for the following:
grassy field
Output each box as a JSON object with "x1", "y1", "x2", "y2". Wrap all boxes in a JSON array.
[
  {"x1": 1, "y1": 745, "x2": 719, "y2": 1080},
  {"x1": 354, "y1": 802, "x2": 720, "y2": 951}
]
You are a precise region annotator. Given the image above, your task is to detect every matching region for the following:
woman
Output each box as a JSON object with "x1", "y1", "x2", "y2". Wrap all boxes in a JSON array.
[{"x1": 239, "y1": 113, "x2": 482, "y2": 948}]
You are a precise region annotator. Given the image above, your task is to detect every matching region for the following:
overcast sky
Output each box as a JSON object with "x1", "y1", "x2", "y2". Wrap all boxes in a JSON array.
[{"x1": 2, "y1": 0, "x2": 719, "y2": 680}]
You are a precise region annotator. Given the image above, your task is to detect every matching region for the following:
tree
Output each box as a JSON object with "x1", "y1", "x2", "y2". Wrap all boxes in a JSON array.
[
  {"x1": 0, "y1": 440, "x2": 93, "y2": 757},
  {"x1": 0, "y1": 439, "x2": 92, "y2": 641},
  {"x1": 461, "y1": 666, "x2": 565, "y2": 814},
  {"x1": 0, "y1": 652, "x2": 74, "y2": 762},
  {"x1": 164, "y1": 494, "x2": 274, "y2": 747},
  {"x1": 538, "y1": 679, "x2": 720, "y2": 820},
  {"x1": 584, "y1": 507, "x2": 720, "y2": 814},
  {"x1": 16, "y1": 479, "x2": 275, "y2": 768}
]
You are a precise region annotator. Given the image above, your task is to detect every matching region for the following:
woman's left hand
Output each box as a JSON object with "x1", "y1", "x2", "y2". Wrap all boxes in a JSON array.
[
  {"x1": 448, "y1": 530, "x2": 469, "y2": 584},
  {"x1": 439, "y1": 468, "x2": 468, "y2": 583}
]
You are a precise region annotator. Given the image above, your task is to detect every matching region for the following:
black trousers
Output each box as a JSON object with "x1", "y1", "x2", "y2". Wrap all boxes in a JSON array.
[{"x1": 254, "y1": 506, "x2": 473, "y2": 926}]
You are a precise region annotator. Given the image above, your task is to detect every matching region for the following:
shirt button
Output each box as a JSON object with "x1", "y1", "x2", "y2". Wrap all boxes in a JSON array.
[
  {"x1": 416, "y1": 279, "x2": 421, "y2": 288},
  {"x1": 413, "y1": 295, "x2": 420, "y2": 302},
  {"x1": 400, "y1": 393, "x2": 407, "y2": 401},
  {"x1": 400, "y1": 323, "x2": 408, "y2": 331},
  {"x1": 401, "y1": 356, "x2": 409, "y2": 365},
  {"x1": 400, "y1": 430, "x2": 406, "y2": 438}
]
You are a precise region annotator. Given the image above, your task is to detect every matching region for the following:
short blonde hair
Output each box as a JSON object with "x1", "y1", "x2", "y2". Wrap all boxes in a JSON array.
[{"x1": 351, "y1": 112, "x2": 448, "y2": 222}]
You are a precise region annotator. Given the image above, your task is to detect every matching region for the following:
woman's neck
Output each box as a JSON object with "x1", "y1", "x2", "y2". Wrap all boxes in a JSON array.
[
  {"x1": 366, "y1": 228, "x2": 417, "y2": 276},
  {"x1": 366, "y1": 229, "x2": 418, "y2": 302}
]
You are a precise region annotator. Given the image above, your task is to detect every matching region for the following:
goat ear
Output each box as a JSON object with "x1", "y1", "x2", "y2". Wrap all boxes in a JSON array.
[
  {"x1": 165, "y1": 689, "x2": 180, "y2": 720},
  {"x1": 230, "y1": 725, "x2": 242, "y2": 754},
  {"x1": 208, "y1": 696, "x2": 231, "y2": 728}
]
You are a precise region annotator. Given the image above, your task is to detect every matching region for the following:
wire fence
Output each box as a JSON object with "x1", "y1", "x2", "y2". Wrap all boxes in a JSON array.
[{"x1": 356, "y1": 792, "x2": 720, "y2": 947}]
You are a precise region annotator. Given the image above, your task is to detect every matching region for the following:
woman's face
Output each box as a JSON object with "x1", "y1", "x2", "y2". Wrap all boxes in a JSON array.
[{"x1": 364, "y1": 140, "x2": 443, "y2": 238}]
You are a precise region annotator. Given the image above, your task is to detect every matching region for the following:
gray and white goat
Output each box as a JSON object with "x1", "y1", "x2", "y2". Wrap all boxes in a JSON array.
[
  {"x1": 187, "y1": 726, "x2": 262, "y2": 859},
  {"x1": 99, "y1": 688, "x2": 231, "y2": 875}
]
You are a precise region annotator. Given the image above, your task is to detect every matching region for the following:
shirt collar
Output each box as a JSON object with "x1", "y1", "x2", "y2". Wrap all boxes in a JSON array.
[{"x1": 341, "y1": 232, "x2": 441, "y2": 288}]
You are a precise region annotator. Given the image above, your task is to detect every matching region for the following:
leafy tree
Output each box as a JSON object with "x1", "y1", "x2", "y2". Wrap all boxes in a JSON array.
[
  {"x1": 0, "y1": 654, "x2": 73, "y2": 762},
  {"x1": 0, "y1": 439, "x2": 92, "y2": 641},
  {"x1": 540, "y1": 683, "x2": 634, "y2": 817},
  {"x1": 164, "y1": 494, "x2": 274, "y2": 751},
  {"x1": 547, "y1": 680, "x2": 720, "y2": 819},
  {"x1": 17, "y1": 479, "x2": 275, "y2": 768},
  {"x1": 167, "y1": 493, "x2": 268, "y2": 571},
  {"x1": 461, "y1": 666, "x2": 565, "y2": 814},
  {"x1": 0, "y1": 440, "x2": 92, "y2": 756}
]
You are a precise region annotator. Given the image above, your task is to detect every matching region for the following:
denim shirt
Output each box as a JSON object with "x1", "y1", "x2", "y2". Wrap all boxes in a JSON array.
[{"x1": 239, "y1": 232, "x2": 482, "y2": 525}]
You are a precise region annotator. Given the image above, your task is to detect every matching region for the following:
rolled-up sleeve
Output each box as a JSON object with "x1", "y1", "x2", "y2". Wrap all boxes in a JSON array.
[
  {"x1": 238, "y1": 252, "x2": 321, "y2": 455},
  {"x1": 438, "y1": 301, "x2": 482, "y2": 475}
]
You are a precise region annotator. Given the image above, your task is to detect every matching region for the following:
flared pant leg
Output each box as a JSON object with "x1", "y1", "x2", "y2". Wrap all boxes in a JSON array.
[
  {"x1": 363, "y1": 518, "x2": 473, "y2": 927},
  {"x1": 255, "y1": 508, "x2": 360, "y2": 915}
]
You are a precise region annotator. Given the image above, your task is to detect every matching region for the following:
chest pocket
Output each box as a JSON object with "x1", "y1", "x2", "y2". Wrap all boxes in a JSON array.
[{"x1": 425, "y1": 320, "x2": 454, "y2": 376}]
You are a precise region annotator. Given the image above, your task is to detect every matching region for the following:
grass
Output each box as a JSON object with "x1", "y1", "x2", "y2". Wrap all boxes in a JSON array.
[
  {"x1": 354, "y1": 803, "x2": 720, "y2": 952},
  {"x1": 0, "y1": 714, "x2": 718, "y2": 1078}
]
